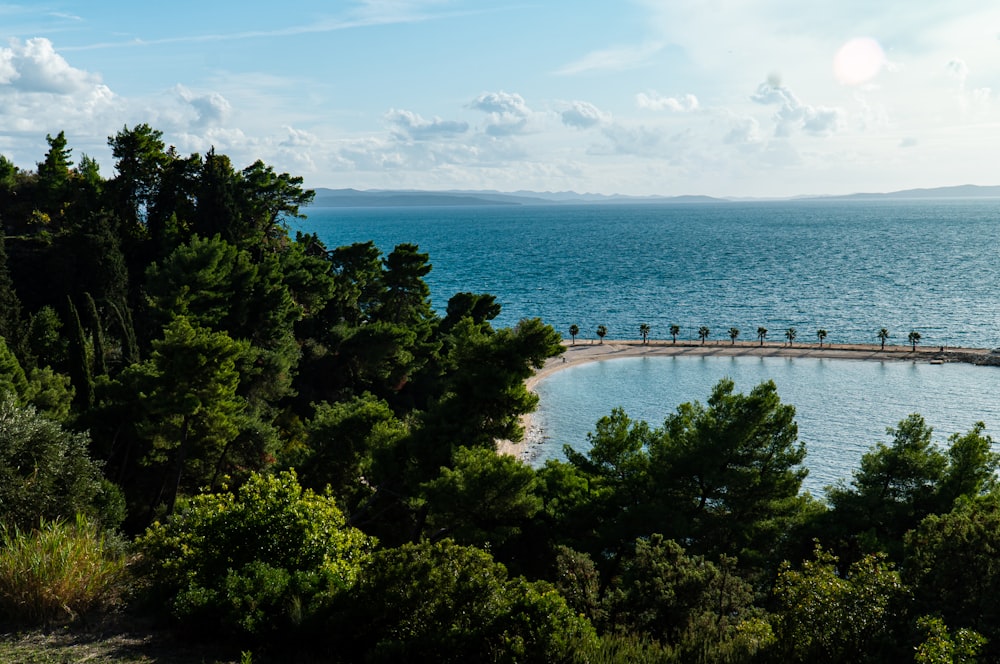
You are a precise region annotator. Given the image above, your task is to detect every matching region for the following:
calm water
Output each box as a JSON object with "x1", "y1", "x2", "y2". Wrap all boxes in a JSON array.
[
  {"x1": 531, "y1": 355, "x2": 1000, "y2": 492},
  {"x1": 293, "y1": 200, "x2": 1000, "y2": 486}
]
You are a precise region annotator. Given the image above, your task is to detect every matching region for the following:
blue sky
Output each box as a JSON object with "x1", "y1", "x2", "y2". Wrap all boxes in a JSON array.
[{"x1": 1, "y1": 1, "x2": 999, "y2": 197}]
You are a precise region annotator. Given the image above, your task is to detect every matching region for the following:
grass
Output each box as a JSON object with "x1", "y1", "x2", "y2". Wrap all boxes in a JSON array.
[{"x1": 0, "y1": 515, "x2": 126, "y2": 625}]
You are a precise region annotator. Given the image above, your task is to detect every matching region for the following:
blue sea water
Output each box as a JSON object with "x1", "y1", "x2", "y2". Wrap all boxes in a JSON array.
[{"x1": 293, "y1": 200, "x2": 1000, "y2": 488}]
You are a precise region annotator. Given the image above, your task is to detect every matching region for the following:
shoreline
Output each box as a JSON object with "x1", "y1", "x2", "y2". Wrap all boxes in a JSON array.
[{"x1": 497, "y1": 339, "x2": 997, "y2": 459}]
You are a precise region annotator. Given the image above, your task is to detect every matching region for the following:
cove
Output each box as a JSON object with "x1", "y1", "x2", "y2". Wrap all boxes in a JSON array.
[{"x1": 528, "y1": 355, "x2": 1000, "y2": 493}]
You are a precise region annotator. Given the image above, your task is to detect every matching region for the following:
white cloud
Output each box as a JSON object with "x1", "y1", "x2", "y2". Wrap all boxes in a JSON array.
[
  {"x1": 176, "y1": 85, "x2": 231, "y2": 128},
  {"x1": 597, "y1": 123, "x2": 670, "y2": 158},
  {"x1": 470, "y1": 91, "x2": 532, "y2": 136},
  {"x1": 0, "y1": 37, "x2": 102, "y2": 94},
  {"x1": 636, "y1": 92, "x2": 699, "y2": 112},
  {"x1": 751, "y1": 78, "x2": 844, "y2": 137},
  {"x1": 385, "y1": 108, "x2": 469, "y2": 140},
  {"x1": 561, "y1": 101, "x2": 611, "y2": 129},
  {"x1": 280, "y1": 125, "x2": 317, "y2": 148},
  {"x1": 724, "y1": 116, "x2": 762, "y2": 144}
]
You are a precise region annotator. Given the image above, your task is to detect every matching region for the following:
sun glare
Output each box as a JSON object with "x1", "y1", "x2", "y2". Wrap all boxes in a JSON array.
[{"x1": 833, "y1": 37, "x2": 885, "y2": 85}]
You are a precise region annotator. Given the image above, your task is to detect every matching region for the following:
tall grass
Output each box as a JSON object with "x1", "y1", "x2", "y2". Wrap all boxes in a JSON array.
[{"x1": 0, "y1": 514, "x2": 126, "y2": 624}]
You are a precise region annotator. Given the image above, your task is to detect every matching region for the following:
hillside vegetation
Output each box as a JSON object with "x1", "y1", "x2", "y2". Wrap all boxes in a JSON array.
[{"x1": 0, "y1": 127, "x2": 996, "y2": 662}]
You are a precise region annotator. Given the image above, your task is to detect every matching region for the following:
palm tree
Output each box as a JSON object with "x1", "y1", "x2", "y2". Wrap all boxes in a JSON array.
[
  {"x1": 669, "y1": 324, "x2": 680, "y2": 344},
  {"x1": 729, "y1": 327, "x2": 740, "y2": 345},
  {"x1": 816, "y1": 329, "x2": 827, "y2": 347},
  {"x1": 757, "y1": 326, "x2": 768, "y2": 346},
  {"x1": 698, "y1": 326, "x2": 710, "y2": 345},
  {"x1": 639, "y1": 323, "x2": 650, "y2": 344},
  {"x1": 908, "y1": 330, "x2": 921, "y2": 351},
  {"x1": 877, "y1": 327, "x2": 890, "y2": 350},
  {"x1": 569, "y1": 324, "x2": 579, "y2": 345},
  {"x1": 785, "y1": 327, "x2": 797, "y2": 346},
  {"x1": 596, "y1": 325, "x2": 607, "y2": 344}
]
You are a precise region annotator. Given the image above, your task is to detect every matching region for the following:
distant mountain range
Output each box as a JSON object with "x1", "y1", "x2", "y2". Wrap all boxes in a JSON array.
[{"x1": 308, "y1": 185, "x2": 1000, "y2": 208}]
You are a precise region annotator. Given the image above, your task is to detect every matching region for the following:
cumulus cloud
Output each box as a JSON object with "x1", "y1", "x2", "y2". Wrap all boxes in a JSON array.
[
  {"x1": 561, "y1": 100, "x2": 611, "y2": 129},
  {"x1": 597, "y1": 123, "x2": 669, "y2": 158},
  {"x1": 751, "y1": 77, "x2": 844, "y2": 137},
  {"x1": 724, "y1": 116, "x2": 762, "y2": 144},
  {"x1": 0, "y1": 37, "x2": 102, "y2": 94},
  {"x1": 280, "y1": 125, "x2": 317, "y2": 148},
  {"x1": 385, "y1": 108, "x2": 469, "y2": 140},
  {"x1": 636, "y1": 92, "x2": 699, "y2": 112},
  {"x1": 470, "y1": 91, "x2": 532, "y2": 136},
  {"x1": 176, "y1": 85, "x2": 231, "y2": 128}
]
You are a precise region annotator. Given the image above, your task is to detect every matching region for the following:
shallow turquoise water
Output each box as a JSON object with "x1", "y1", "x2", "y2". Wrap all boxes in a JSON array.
[{"x1": 531, "y1": 355, "x2": 1000, "y2": 492}]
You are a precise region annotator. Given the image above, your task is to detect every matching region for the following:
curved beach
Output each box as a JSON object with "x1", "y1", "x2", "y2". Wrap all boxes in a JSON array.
[{"x1": 499, "y1": 339, "x2": 996, "y2": 458}]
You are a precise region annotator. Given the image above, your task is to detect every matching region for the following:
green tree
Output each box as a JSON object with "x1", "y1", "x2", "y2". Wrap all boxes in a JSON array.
[
  {"x1": 785, "y1": 327, "x2": 797, "y2": 346},
  {"x1": 418, "y1": 446, "x2": 542, "y2": 549},
  {"x1": 937, "y1": 422, "x2": 999, "y2": 505},
  {"x1": 122, "y1": 316, "x2": 248, "y2": 515},
  {"x1": 35, "y1": 130, "x2": 73, "y2": 215},
  {"x1": 236, "y1": 159, "x2": 315, "y2": 249},
  {"x1": 770, "y1": 543, "x2": 907, "y2": 663},
  {"x1": 0, "y1": 396, "x2": 121, "y2": 530},
  {"x1": 651, "y1": 379, "x2": 808, "y2": 562},
  {"x1": 65, "y1": 296, "x2": 93, "y2": 409},
  {"x1": 338, "y1": 539, "x2": 596, "y2": 662},
  {"x1": 137, "y1": 470, "x2": 374, "y2": 638},
  {"x1": 669, "y1": 324, "x2": 680, "y2": 344},
  {"x1": 603, "y1": 534, "x2": 764, "y2": 659},
  {"x1": 826, "y1": 414, "x2": 948, "y2": 560},
  {"x1": 596, "y1": 324, "x2": 607, "y2": 344},
  {"x1": 107, "y1": 123, "x2": 168, "y2": 235},
  {"x1": 908, "y1": 330, "x2": 921, "y2": 351},
  {"x1": 568, "y1": 324, "x2": 579, "y2": 345},
  {"x1": 817, "y1": 328, "x2": 827, "y2": 347},
  {"x1": 698, "y1": 325, "x2": 710, "y2": 344},
  {"x1": 294, "y1": 392, "x2": 408, "y2": 505},
  {"x1": 639, "y1": 323, "x2": 650, "y2": 344},
  {"x1": 0, "y1": 233, "x2": 25, "y2": 356},
  {"x1": 729, "y1": 326, "x2": 739, "y2": 344},
  {"x1": 877, "y1": 327, "x2": 890, "y2": 350},
  {"x1": 757, "y1": 326, "x2": 767, "y2": 346},
  {"x1": 416, "y1": 316, "x2": 562, "y2": 464},
  {"x1": 904, "y1": 494, "x2": 1000, "y2": 659},
  {"x1": 913, "y1": 616, "x2": 985, "y2": 664}
]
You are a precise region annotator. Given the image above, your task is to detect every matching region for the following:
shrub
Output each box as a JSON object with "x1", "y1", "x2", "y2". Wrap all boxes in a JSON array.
[
  {"x1": 337, "y1": 539, "x2": 597, "y2": 662},
  {"x1": 0, "y1": 396, "x2": 122, "y2": 530},
  {"x1": 137, "y1": 470, "x2": 374, "y2": 638},
  {"x1": 0, "y1": 514, "x2": 126, "y2": 625}
]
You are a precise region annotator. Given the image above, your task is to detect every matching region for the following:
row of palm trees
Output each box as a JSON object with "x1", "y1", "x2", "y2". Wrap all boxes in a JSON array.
[{"x1": 568, "y1": 324, "x2": 924, "y2": 351}]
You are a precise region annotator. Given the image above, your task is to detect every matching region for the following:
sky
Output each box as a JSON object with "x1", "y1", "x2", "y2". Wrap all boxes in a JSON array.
[{"x1": 1, "y1": 1, "x2": 1000, "y2": 197}]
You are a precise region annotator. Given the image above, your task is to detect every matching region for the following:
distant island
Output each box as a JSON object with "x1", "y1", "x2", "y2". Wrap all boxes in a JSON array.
[{"x1": 309, "y1": 184, "x2": 1000, "y2": 208}]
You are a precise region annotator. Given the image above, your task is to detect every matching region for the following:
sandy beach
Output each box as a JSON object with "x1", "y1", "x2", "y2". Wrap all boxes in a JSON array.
[{"x1": 498, "y1": 339, "x2": 996, "y2": 459}]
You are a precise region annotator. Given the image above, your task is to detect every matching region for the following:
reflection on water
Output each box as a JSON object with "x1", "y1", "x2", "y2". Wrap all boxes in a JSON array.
[{"x1": 530, "y1": 356, "x2": 1000, "y2": 493}]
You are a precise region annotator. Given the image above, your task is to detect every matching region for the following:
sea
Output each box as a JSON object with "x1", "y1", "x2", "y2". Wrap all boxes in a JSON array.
[{"x1": 292, "y1": 200, "x2": 1000, "y2": 492}]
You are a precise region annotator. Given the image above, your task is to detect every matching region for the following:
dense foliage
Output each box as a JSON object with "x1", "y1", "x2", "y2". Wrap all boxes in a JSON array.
[{"x1": 0, "y1": 127, "x2": 997, "y2": 661}]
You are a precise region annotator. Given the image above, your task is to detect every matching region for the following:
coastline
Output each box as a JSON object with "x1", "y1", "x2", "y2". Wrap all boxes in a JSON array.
[{"x1": 497, "y1": 339, "x2": 996, "y2": 459}]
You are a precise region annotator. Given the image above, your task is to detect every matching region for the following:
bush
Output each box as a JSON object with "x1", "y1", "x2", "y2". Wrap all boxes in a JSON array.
[
  {"x1": 337, "y1": 539, "x2": 597, "y2": 662},
  {"x1": 0, "y1": 514, "x2": 126, "y2": 625},
  {"x1": 0, "y1": 396, "x2": 121, "y2": 530},
  {"x1": 137, "y1": 470, "x2": 374, "y2": 638}
]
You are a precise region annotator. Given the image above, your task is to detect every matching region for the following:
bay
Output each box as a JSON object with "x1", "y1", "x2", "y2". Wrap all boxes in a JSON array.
[
  {"x1": 530, "y1": 355, "x2": 1000, "y2": 493},
  {"x1": 292, "y1": 200, "x2": 1000, "y2": 486}
]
